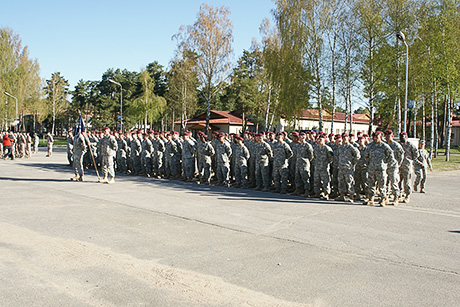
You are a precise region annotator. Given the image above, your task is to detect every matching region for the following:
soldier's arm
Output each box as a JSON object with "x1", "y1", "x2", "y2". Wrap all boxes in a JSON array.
[
  {"x1": 285, "y1": 143, "x2": 293, "y2": 160},
  {"x1": 426, "y1": 151, "x2": 433, "y2": 170},
  {"x1": 266, "y1": 143, "x2": 273, "y2": 158}
]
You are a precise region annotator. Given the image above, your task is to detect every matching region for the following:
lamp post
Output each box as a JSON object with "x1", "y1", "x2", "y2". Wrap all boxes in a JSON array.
[
  {"x1": 397, "y1": 31, "x2": 409, "y2": 133},
  {"x1": 4, "y1": 91, "x2": 18, "y2": 132},
  {"x1": 108, "y1": 79, "x2": 123, "y2": 132}
]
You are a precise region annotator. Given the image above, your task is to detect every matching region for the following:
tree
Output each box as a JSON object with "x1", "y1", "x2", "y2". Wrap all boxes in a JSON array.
[
  {"x1": 175, "y1": 3, "x2": 233, "y2": 134},
  {"x1": 44, "y1": 72, "x2": 69, "y2": 135}
]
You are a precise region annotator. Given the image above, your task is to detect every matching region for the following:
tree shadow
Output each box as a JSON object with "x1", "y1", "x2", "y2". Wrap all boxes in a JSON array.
[
  {"x1": 0, "y1": 176, "x2": 72, "y2": 183},
  {"x1": 448, "y1": 231, "x2": 460, "y2": 234}
]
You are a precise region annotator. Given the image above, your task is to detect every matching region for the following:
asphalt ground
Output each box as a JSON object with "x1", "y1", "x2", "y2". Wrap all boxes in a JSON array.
[{"x1": 1, "y1": 148, "x2": 459, "y2": 306}]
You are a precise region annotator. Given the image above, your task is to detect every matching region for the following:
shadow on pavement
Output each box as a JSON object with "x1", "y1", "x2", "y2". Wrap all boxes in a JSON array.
[
  {"x1": 0, "y1": 176, "x2": 71, "y2": 183},
  {"x1": 448, "y1": 231, "x2": 460, "y2": 234}
]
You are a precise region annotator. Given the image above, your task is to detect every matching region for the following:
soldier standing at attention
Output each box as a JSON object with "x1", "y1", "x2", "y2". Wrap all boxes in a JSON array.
[
  {"x1": 384, "y1": 130, "x2": 404, "y2": 205},
  {"x1": 336, "y1": 133, "x2": 360, "y2": 203},
  {"x1": 66, "y1": 130, "x2": 74, "y2": 166},
  {"x1": 197, "y1": 132, "x2": 215, "y2": 185},
  {"x1": 312, "y1": 134, "x2": 334, "y2": 199},
  {"x1": 99, "y1": 127, "x2": 118, "y2": 184},
  {"x1": 141, "y1": 132, "x2": 154, "y2": 177},
  {"x1": 130, "y1": 131, "x2": 142, "y2": 175},
  {"x1": 399, "y1": 132, "x2": 418, "y2": 203},
  {"x1": 330, "y1": 135, "x2": 342, "y2": 198},
  {"x1": 152, "y1": 132, "x2": 165, "y2": 178},
  {"x1": 33, "y1": 132, "x2": 39, "y2": 154},
  {"x1": 364, "y1": 131, "x2": 394, "y2": 206},
  {"x1": 71, "y1": 130, "x2": 87, "y2": 182},
  {"x1": 46, "y1": 132, "x2": 54, "y2": 157},
  {"x1": 115, "y1": 131, "x2": 128, "y2": 174},
  {"x1": 272, "y1": 132, "x2": 293, "y2": 194},
  {"x1": 182, "y1": 131, "x2": 197, "y2": 182},
  {"x1": 232, "y1": 135, "x2": 250, "y2": 188},
  {"x1": 413, "y1": 140, "x2": 432, "y2": 193},
  {"x1": 354, "y1": 136, "x2": 369, "y2": 199},
  {"x1": 293, "y1": 132, "x2": 314, "y2": 196},
  {"x1": 215, "y1": 132, "x2": 232, "y2": 187}
]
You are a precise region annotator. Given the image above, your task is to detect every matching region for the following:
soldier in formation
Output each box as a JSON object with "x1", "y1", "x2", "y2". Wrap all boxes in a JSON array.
[{"x1": 65, "y1": 126, "x2": 432, "y2": 205}]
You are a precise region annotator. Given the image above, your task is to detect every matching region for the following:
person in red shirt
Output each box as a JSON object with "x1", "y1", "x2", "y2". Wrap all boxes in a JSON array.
[{"x1": 2, "y1": 132, "x2": 15, "y2": 160}]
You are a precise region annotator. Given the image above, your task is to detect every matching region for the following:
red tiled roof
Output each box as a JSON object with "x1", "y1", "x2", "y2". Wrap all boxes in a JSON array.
[
  {"x1": 174, "y1": 110, "x2": 254, "y2": 125},
  {"x1": 298, "y1": 109, "x2": 371, "y2": 124}
]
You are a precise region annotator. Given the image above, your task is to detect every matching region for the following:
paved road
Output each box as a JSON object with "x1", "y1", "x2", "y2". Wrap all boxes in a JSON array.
[{"x1": 1, "y1": 148, "x2": 459, "y2": 306}]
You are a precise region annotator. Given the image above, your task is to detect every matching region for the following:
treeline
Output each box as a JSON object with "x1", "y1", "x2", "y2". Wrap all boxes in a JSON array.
[{"x1": 1, "y1": 0, "x2": 459, "y2": 159}]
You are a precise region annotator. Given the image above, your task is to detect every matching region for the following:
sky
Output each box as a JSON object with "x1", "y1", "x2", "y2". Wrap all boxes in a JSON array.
[{"x1": 1, "y1": 0, "x2": 276, "y2": 89}]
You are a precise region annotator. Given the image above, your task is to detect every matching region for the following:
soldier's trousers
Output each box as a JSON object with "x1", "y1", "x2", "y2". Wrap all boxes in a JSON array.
[
  {"x1": 234, "y1": 164, "x2": 248, "y2": 187},
  {"x1": 295, "y1": 163, "x2": 310, "y2": 191},
  {"x1": 355, "y1": 167, "x2": 368, "y2": 195},
  {"x1": 199, "y1": 159, "x2": 212, "y2": 182},
  {"x1": 143, "y1": 155, "x2": 152, "y2": 175},
  {"x1": 18, "y1": 143, "x2": 25, "y2": 158},
  {"x1": 73, "y1": 151, "x2": 85, "y2": 177},
  {"x1": 414, "y1": 166, "x2": 427, "y2": 190},
  {"x1": 67, "y1": 150, "x2": 73, "y2": 165},
  {"x1": 131, "y1": 155, "x2": 141, "y2": 174},
  {"x1": 331, "y1": 165, "x2": 339, "y2": 193},
  {"x1": 33, "y1": 144, "x2": 38, "y2": 153},
  {"x1": 273, "y1": 165, "x2": 289, "y2": 189},
  {"x1": 102, "y1": 155, "x2": 115, "y2": 179},
  {"x1": 248, "y1": 157, "x2": 256, "y2": 185},
  {"x1": 386, "y1": 167, "x2": 400, "y2": 198},
  {"x1": 314, "y1": 167, "x2": 331, "y2": 195},
  {"x1": 164, "y1": 157, "x2": 172, "y2": 177},
  {"x1": 183, "y1": 158, "x2": 195, "y2": 179},
  {"x1": 25, "y1": 144, "x2": 31, "y2": 157},
  {"x1": 47, "y1": 144, "x2": 53, "y2": 156},
  {"x1": 338, "y1": 169, "x2": 355, "y2": 195},
  {"x1": 255, "y1": 159, "x2": 270, "y2": 188},
  {"x1": 171, "y1": 156, "x2": 181, "y2": 177},
  {"x1": 399, "y1": 165, "x2": 413, "y2": 196},
  {"x1": 216, "y1": 162, "x2": 230, "y2": 184},
  {"x1": 116, "y1": 151, "x2": 127, "y2": 173},
  {"x1": 368, "y1": 168, "x2": 387, "y2": 198}
]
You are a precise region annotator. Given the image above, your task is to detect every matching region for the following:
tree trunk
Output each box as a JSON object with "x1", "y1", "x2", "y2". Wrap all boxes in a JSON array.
[
  {"x1": 264, "y1": 84, "x2": 272, "y2": 131},
  {"x1": 445, "y1": 95, "x2": 452, "y2": 162},
  {"x1": 368, "y1": 38, "x2": 374, "y2": 135}
]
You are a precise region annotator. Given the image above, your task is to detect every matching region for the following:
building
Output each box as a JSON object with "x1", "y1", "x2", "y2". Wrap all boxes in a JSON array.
[
  {"x1": 174, "y1": 110, "x2": 254, "y2": 135},
  {"x1": 277, "y1": 109, "x2": 377, "y2": 135}
]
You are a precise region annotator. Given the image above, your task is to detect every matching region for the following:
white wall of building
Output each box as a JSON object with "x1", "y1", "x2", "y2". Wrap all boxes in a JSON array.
[{"x1": 278, "y1": 118, "x2": 376, "y2": 134}]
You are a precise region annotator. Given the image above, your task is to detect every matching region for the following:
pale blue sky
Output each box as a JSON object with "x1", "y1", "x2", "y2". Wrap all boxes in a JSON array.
[{"x1": 1, "y1": 0, "x2": 275, "y2": 89}]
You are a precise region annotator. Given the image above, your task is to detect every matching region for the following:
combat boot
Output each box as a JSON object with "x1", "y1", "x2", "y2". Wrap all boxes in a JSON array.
[
  {"x1": 311, "y1": 193, "x2": 321, "y2": 198},
  {"x1": 107, "y1": 177, "x2": 115, "y2": 184},
  {"x1": 330, "y1": 191, "x2": 339, "y2": 199},
  {"x1": 78, "y1": 176, "x2": 84, "y2": 182},
  {"x1": 280, "y1": 189, "x2": 287, "y2": 194},
  {"x1": 99, "y1": 177, "x2": 108, "y2": 183},
  {"x1": 320, "y1": 193, "x2": 329, "y2": 200},
  {"x1": 262, "y1": 187, "x2": 270, "y2": 192},
  {"x1": 403, "y1": 196, "x2": 411, "y2": 203},
  {"x1": 344, "y1": 195, "x2": 354, "y2": 204},
  {"x1": 335, "y1": 194, "x2": 346, "y2": 201},
  {"x1": 393, "y1": 198, "x2": 399, "y2": 206},
  {"x1": 70, "y1": 175, "x2": 79, "y2": 181},
  {"x1": 291, "y1": 188, "x2": 302, "y2": 196},
  {"x1": 379, "y1": 197, "x2": 387, "y2": 207},
  {"x1": 363, "y1": 195, "x2": 374, "y2": 205},
  {"x1": 273, "y1": 187, "x2": 281, "y2": 193},
  {"x1": 420, "y1": 188, "x2": 426, "y2": 193}
]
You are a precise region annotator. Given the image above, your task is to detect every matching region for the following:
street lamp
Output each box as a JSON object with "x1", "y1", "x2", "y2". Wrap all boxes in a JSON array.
[
  {"x1": 397, "y1": 31, "x2": 409, "y2": 133},
  {"x1": 108, "y1": 79, "x2": 123, "y2": 132},
  {"x1": 4, "y1": 91, "x2": 18, "y2": 132}
]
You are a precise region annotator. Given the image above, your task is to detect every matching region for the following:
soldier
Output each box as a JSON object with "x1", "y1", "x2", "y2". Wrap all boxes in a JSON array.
[
  {"x1": 215, "y1": 132, "x2": 232, "y2": 187},
  {"x1": 66, "y1": 130, "x2": 74, "y2": 166},
  {"x1": 293, "y1": 132, "x2": 314, "y2": 196},
  {"x1": 399, "y1": 132, "x2": 418, "y2": 203},
  {"x1": 385, "y1": 130, "x2": 404, "y2": 205},
  {"x1": 2, "y1": 132, "x2": 15, "y2": 160},
  {"x1": 288, "y1": 131, "x2": 299, "y2": 192},
  {"x1": 115, "y1": 131, "x2": 128, "y2": 173},
  {"x1": 46, "y1": 132, "x2": 54, "y2": 157},
  {"x1": 354, "y1": 136, "x2": 369, "y2": 199},
  {"x1": 364, "y1": 131, "x2": 394, "y2": 206},
  {"x1": 271, "y1": 132, "x2": 293, "y2": 194},
  {"x1": 130, "y1": 131, "x2": 142, "y2": 175},
  {"x1": 164, "y1": 133, "x2": 177, "y2": 178},
  {"x1": 152, "y1": 132, "x2": 165, "y2": 178},
  {"x1": 254, "y1": 133, "x2": 273, "y2": 192},
  {"x1": 312, "y1": 134, "x2": 334, "y2": 199},
  {"x1": 330, "y1": 135, "x2": 342, "y2": 198},
  {"x1": 141, "y1": 132, "x2": 154, "y2": 177},
  {"x1": 233, "y1": 135, "x2": 250, "y2": 188},
  {"x1": 99, "y1": 127, "x2": 118, "y2": 183},
  {"x1": 336, "y1": 133, "x2": 360, "y2": 203},
  {"x1": 182, "y1": 131, "x2": 197, "y2": 182},
  {"x1": 414, "y1": 140, "x2": 432, "y2": 193},
  {"x1": 24, "y1": 132, "x2": 32, "y2": 158},
  {"x1": 17, "y1": 132, "x2": 25, "y2": 158},
  {"x1": 196, "y1": 132, "x2": 215, "y2": 184},
  {"x1": 33, "y1": 132, "x2": 39, "y2": 154},
  {"x1": 245, "y1": 132, "x2": 256, "y2": 188},
  {"x1": 171, "y1": 131, "x2": 183, "y2": 179},
  {"x1": 71, "y1": 130, "x2": 87, "y2": 182}
]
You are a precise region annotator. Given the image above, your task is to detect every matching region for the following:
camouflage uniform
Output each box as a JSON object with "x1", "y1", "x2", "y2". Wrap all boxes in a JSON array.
[
  {"x1": 364, "y1": 141, "x2": 393, "y2": 200},
  {"x1": 197, "y1": 139, "x2": 215, "y2": 183},
  {"x1": 172, "y1": 138, "x2": 183, "y2": 177},
  {"x1": 272, "y1": 141, "x2": 293, "y2": 192},
  {"x1": 116, "y1": 136, "x2": 128, "y2": 173},
  {"x1": 414, "y1": 148, "x2": 431, "y2": 191},
  {"x1": 67, "y1": 135, "x2": 74, "y2": 165},
  {"x1": 245, "y1": 139, "x2": 256, "y2": 187},
  {"x1": 182, "y1": 138, "x2": 197, "y2": 180},
  {"x1": 130, "y1": 136, "x2": 142, "y2": 174},
  {"x1": 33, "y1": 134, "x2": 39, "y2": 153},
  {"x1": 46, "y1": 134, "x2": 54, "y2": 157},
  {"x1": 141, "y1": 137, "x2": 154, "y2": 176},
  {"x1": 399, "y1": 140, "x2": 418, "y2": 197},
  {"x1": 386, "y1": 141, "x2": 404, "y2": 199},
  {"x1": 164, "y1": 139, "x2": 178, "y2": 178},
  {"x1": 337, "y1": 144, "x2": 360, "y2": 196},
  {"x1": 313, "y1": 144, "x2": 334, "y2": 195},
  {"x1": 215, "y1": 140, "x2": 232, "y2": 185},
  {"x1": 295, "y1": 142, "x2": 314, "y2": 194},
  {"x1": 152, "y1": 137, "x2": 165, "y2": 177},
  {"x1": 233, "y1": 143, "x2": 250, "y2": 188},
  {"x1": 330, "y1": 142, "x2": 339, "y2": 195},
  {"x1": 354, "y1": 146, "x2": 369, "y2": 195},
  {"x1": 73, "y1": 133, "x2": 87, "y2": 179},
  {"x1": 255, "y1": 141, "x2": 273, "y2": 190},
  {"x1": 100, "y1": 134, "x2": 118, "y2": 180}
]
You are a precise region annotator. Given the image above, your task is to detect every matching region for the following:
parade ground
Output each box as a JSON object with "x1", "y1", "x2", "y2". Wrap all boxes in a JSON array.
[{"x1": 1, "y1": 148, "x2": 459, "y2": 306}]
